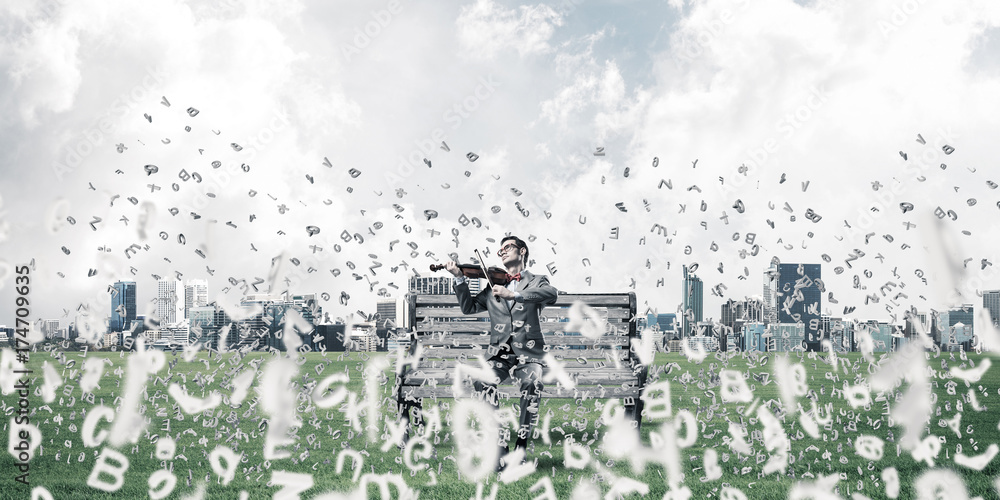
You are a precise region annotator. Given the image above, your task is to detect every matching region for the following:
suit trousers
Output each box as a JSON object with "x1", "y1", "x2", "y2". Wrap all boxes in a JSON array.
[{"x1": 472, "y1": 343, "x2": 543, "y2": 450}]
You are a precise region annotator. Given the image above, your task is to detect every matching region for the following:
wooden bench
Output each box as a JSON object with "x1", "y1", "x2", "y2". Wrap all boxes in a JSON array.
[{"x1": 394, "y1": 291, "x2": 647, "y2": 440}]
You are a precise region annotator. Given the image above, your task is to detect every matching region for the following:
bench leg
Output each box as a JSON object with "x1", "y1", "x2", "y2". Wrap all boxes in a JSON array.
[
  {"x1": 399, "y1": 398, "x2": 423, "y2": 446},
  {"x1": 624, "y1": 398, "x2": 644, "y2": 433},
  {"x1": 632, "y1": 398, "x2": 644, "y2": 433}
]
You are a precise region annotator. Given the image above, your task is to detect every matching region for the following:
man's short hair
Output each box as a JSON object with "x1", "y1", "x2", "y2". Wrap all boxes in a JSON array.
[{"x1": 500, "y1": 235, "x2": 529, "y2": 264}]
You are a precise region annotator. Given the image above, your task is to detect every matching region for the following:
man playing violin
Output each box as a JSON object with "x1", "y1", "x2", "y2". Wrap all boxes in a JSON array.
[{"x1": 443, "y1": 235, "x2": 558, "y2": 468}]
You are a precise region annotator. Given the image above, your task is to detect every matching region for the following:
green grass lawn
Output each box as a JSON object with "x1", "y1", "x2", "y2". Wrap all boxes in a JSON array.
[{"x1": 2, "y1": 348, "x2": 999, "y2": 499}]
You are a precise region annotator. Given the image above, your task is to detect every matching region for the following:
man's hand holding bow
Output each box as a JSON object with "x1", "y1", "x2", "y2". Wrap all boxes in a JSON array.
[{"x1": 492, "y1": 285, "x2": 516, "y2": 300}]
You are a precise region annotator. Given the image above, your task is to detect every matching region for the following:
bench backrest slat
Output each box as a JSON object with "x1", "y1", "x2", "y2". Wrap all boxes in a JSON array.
[{"x1": 407, "y1": 292, "x2": 637, "y2": 361}]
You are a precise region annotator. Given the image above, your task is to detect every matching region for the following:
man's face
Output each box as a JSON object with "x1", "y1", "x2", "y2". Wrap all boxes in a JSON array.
[{"x1": 498, "y1": 240, "x2": 522, "y2": 266}]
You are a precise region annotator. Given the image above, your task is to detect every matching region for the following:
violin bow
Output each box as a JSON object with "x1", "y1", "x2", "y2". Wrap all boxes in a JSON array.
[{"x1": 474, "y1": 248, "x2": 503, "y2": 302}]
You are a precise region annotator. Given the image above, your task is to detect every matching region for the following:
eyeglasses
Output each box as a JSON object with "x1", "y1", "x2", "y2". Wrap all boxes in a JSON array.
[{"x1": 497, "y1": 243, "x2": 519, "y2": 257}]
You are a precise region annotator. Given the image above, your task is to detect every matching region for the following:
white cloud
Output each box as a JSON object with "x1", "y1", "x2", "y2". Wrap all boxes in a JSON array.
[
  {"x1": 4, "y1": 0, "x2": 1000, "y2": 327},
  {"x1": 455, "y1": 0, "x2": 563, "y2": 59},
  {"x1": 512, "y1": 0, "x2": 1000, "y2": 320}
]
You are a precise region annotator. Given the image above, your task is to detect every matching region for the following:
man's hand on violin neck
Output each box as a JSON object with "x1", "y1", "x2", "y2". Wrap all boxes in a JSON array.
[
  {"x1": 444, "y1": 260, "x2": 462, "y2": 277},
  {"x1": 492, "y1": 285, "x2": 515, "y2": 300}
]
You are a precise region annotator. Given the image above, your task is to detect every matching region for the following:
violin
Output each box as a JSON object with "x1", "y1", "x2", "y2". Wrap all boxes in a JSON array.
[{"x1": 429, "y1": 263, "x2": 512, "y2": 286}]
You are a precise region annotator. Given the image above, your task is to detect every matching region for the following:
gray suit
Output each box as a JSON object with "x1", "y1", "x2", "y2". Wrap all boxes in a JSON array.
[
  {"x1": 453, "y1": 270, "x2": 558, "y2": 450},
  {"x1": 454, "y1": 270, "x2": 558, "y2": 361}
]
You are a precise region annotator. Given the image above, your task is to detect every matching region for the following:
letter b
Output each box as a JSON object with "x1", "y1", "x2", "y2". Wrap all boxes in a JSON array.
[{"x1": 87, "y1": 448, "x2": 130, "y2": 492}]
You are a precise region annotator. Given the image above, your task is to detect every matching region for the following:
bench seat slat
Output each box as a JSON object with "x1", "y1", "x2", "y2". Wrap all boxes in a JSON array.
[
  {"x1": 402, "y1": 369, "x2": 638, "y2": 386},
  {"x1": 416, "y1": 307, "x2": 631, "y2": 320},
  {"x1": 415, "y1": 294, "x2": 632, "y2": 306},
  {"x1": 399, "y1": 358, "x2": 636, "y2": 370},
  {"x1": 401, "y1": 385, "x2": 640, "y2": 400},
  {"x1": 414, "y1": 334, "x2": 630, "y2": 347},
  {"x1": 417, "y1": 347, "x2": 629, "y2": 360},
  {"x1": 412, "y1": 322, "x2": 629, "y2": 334}
]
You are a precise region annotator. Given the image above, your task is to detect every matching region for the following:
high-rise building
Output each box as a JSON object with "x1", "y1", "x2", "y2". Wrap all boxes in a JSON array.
[
  {"x1": 682, "y1": 265, "x2": 703, "y2": 337},
  {"x1": 763, "y1": 262, "x2": 780, "y2": 325},
  {"x1": 864, "y1": 320, "x2": 892, "y2": 352},
  {"x1": 157, "y1": 280, "x2": 184, "y2": 325},
  {"x1": 686, "y1": 334, "x2": 719, "y2": 352},
  {"x1": 184, "y1": 279, "x2": 208, "y2": 319},
  {"x1": 316, "y1": 324, "x2": 348, "y2": 352},
  {"x1": 743, "y1": 323, "x2": 767, "y2": 352},
  {"x1": 904, "y1": 310, "x2": 930, "y2": 338},
  {"x1": 768, "y1": 323, "x2": 806, "y2": 352},
  {"x1": 110, "y1": 281, "x2": 137, "y2": 332},
  {"x1": 376, "y1": 297, "x2": 408, "y2": 329},
  {"x1": 189, "y1": 305, "x2": 232, "y2": 350},
  {"x1": 349, "y1": 323, "x2": 378, "y2": 351},
  {"x1": 41, "y1": 319, "x2": 61, "y2": 339},
  {"x1": 225, "y1": 292, "x2": 322, "y2": 352},
  {"x1": 766, "y1": 262, "x2": 822, "y2": 350},
  {"x1": 375, "y1": 297, "x2": 406, "y2": 353},
  {"x1": 646, "y1": 313, "x2": 678, "y2": 335},
  {"x1": 984, "y1": 291, "x2": 1000, "y2": 327},
  {"x1": 936, "y1": 305, "x2": 975, "y2": 351},
  {"x1": 721, "y1": 298, "x2": 764, "y2": 326},
  {"x1": 721, "y1": 298, "x2": 764, "y2": 349},
  {"x1": 102, "y1": 331, "x2": 120, "y2": 349},
  {"x1": 822, "y1": 316, "x2": 853, "y2": 352}
]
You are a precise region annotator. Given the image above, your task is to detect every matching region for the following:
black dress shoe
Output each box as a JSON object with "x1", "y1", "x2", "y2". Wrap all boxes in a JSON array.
[{"x1": 494, "y1": 445, "x2": 509, "y2": 472}]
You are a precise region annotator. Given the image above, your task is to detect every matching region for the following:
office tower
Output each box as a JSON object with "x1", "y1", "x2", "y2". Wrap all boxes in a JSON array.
[
  {"x1": 904, "y1": 310, "x2": 930, "y2": 339},
  {"x1": 822, "y1": 316, "x2": 853, "y2": 351},
  {"x1": 768, "y1": 323, "x2": 805, "y2": 352},
  {"x1": 864, "y1": 320, "x2": 892, "y2": 352},
  {"x1": 743, "y1": 323, "x2": 767, "y2": 352},
  {"x1": 682, "y1": 265, "x2": 703, "y2": 337},
  {"x1": 646, "y1": 313, "x2": 677, "y2": 334},
  {"x1": 184, "y1": 279, "x2": 208, "y2": 319},
  {"x1": 376, "y1": 297, "x2": 408, "y2": 328},
  {"x1": 721, "y1": 298, "x2": 765, "y2": 349},
  {"x1": 936, "y1": 305, "x2": 975, "y2": 351},
  {"x1": 189, "y1": 305, "x2": 232, "y2": 350},
  {"x1": 763, "y1": 263, "x2": 780, "y2": 325},
  {"x1": 110, "y1": 281, "x2": 137, "y2": 332},
  {"x1": 375, "y1": 297, "x2": 406, "y2": 352},
  {"x1": 767, "y1": 262, "x2": 822, "y2": 350},
  {"x1": 721, "y1": 298, "x2": 764, "y2": 326},
  {"x1": 157, "y1": 279, "x2": 184, "y2": 325},
  {"x1": 41, "y1": 319, "x2": 61, "y2": 339},
  {"x1": 984, "y1": 290, "x2": 1000, "y2": 327},
  {"x1": 227, "y1": 292, "x2": 322, "y2": 351}
]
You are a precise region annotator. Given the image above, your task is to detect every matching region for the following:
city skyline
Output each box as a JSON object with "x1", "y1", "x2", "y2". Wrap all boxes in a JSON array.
[
  {"x1": 21, "y1": 262, "x2": 1000, "y2": 356},
  {"x1": 18, "y1": 263, "x2": 1000, "y2": 332}
]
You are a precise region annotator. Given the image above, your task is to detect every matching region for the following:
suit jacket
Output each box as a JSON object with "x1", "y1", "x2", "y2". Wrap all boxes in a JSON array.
[{"x1": 453, "y1": 270, "x2": 558, "y2": 362}]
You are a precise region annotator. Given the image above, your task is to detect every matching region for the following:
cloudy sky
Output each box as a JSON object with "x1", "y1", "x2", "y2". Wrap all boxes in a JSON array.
[{"x1": 1, "y1": 0, "x2": 1000, "y2": 330}]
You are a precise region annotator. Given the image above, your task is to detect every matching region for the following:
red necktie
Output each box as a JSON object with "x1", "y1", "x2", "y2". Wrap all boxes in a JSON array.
[{"x1": 507, "y1": 273, "x2": 521, "y2": 282}]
